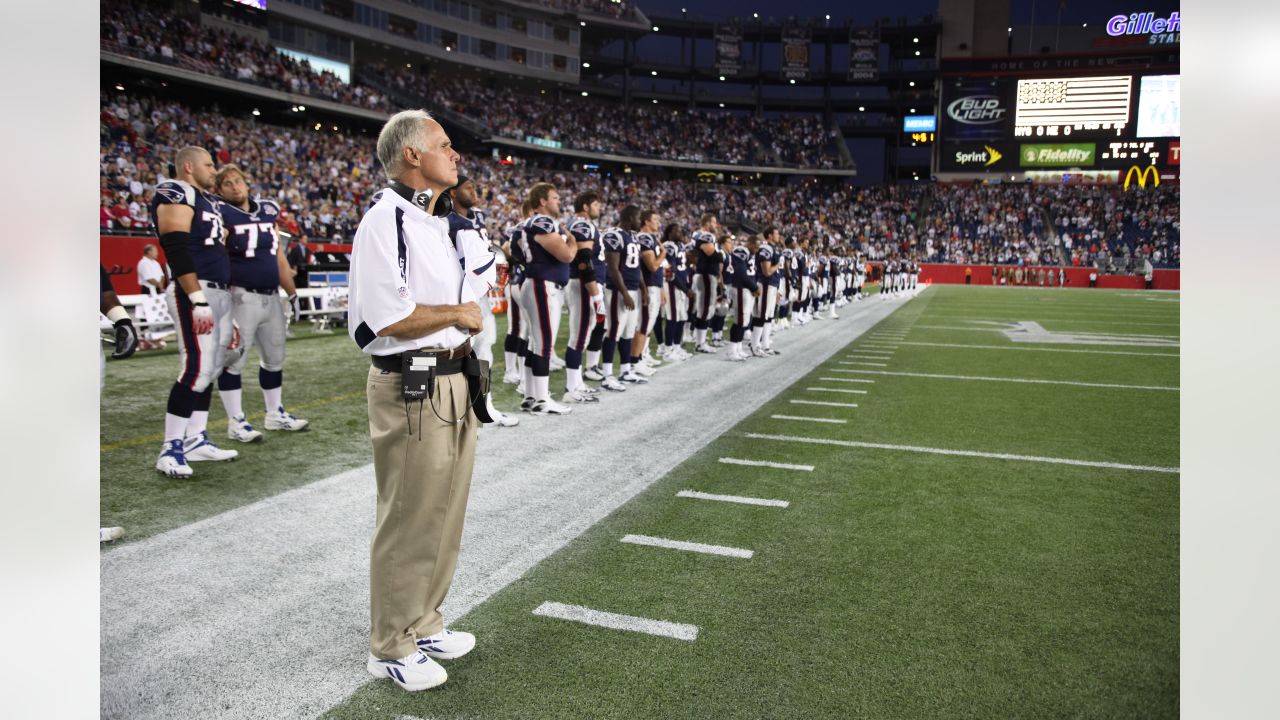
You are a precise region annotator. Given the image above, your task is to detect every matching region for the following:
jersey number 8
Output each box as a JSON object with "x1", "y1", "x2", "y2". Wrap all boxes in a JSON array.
[{"x1": 624, "y1": 242, "x2": 641, "y2": 269}]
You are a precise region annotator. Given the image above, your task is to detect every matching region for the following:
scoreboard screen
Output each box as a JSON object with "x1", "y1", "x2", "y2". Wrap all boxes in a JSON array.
[{"x1": 1013, "y1": 76, "x2": 1133, "y2": 138}]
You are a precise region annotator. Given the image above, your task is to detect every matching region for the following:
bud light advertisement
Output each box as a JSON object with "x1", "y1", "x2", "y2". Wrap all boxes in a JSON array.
[{"x1": 941, "y1": 79, "x2": 1014, "y2": 142}]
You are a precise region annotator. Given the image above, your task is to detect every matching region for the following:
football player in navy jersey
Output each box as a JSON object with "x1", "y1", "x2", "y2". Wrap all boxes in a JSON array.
[
  {"x1": 600, "y1": 205, "x2": 645, "y2": 388},
  {"x1": 516, "y1": 183, "x2": 576, "y2": 415},
  {"x1": 711, "y1": 235, "x2": 733, "y2": 347},
  {"x1": 150, "y1": 146, "x2": 240, "y2": 478},
  {"x1": 632, "y1": 209, "x2": 666, "y2": 377},
  {"x1": 582, "y1": 201, "x2": 612, "y2": 382},
  {"x1": 212, "y1": 165, "x2": 310, "y2": 444},
  {"x1": 750, "y1": 226, "x2": 782, "y2": 356},
  {"x1": 725, "y1": 235, "x2": 758, "y2": 361},
  {"x1": 447, "y1": 177, "x2": 519, "y2": 427},
  {"x1": 793, "y1": 240, "x2": 811, "y2": 325},
  {"x1": 563, "y1": 191, "x2": 605, "y2": 403},
  {"x1": 689, "y1": 213, "x2": 722, "y2": 353},
  {"x1": 659, "y1": 223, "x2": 692, "y2": 362},
  {"x1": 500, "y1": 200, "x2": 531, "y2": 386}
]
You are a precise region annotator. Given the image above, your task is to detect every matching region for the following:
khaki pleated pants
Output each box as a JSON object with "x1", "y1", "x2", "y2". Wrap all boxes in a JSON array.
[{"x1": 366, "y1": 366, "x2": 478, "y2": 660}]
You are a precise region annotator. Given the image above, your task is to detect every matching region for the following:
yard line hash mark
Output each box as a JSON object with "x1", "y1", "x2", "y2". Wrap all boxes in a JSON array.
[
  {"x1": 790, "y1": 399, "x2": 859, "y2": 408},
  {"x1": 532, "y1": 602, "x2": 699, "y2": 641},
  {"x1": 892, "y1": 341, "x2": 1178, "y2": 358},
  {"x1": 838, "y1": 369, "x2": 1178, "y2": 391},
  {"x1": 677, "y1": 490, "x2": 790, "y2": 508},
  {"x1": 806, "y1": 387, "x2": 868, "y2": 394},
  {"x1": 620, "y1": 534, "x2": 754, "y2": 558},
  {"x1": 718, "y1": 457, "x2": 814, "y2": 471},
  {"x1": 771, "y1": 414, "x2": 848, "y2": 424}
]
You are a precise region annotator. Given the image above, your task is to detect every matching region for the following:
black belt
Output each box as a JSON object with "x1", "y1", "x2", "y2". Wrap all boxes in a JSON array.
[
  {"x1": 200, "y1": 280, "x2": 229, "y2": 290},
  {"x1": 371, "y1": 339, "x2": 472, "y2": 374},
  {"x1": 238, "y1": 286, "x2": 278, "y2": 295}
]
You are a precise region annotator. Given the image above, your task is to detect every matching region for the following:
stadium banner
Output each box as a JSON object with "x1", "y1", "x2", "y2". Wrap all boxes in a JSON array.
[
  {"x1": 940, "y1": 49, "x2": 1179, "y2": 76},
  {"x1": 780, "y1": 25, "x2": 811, "y2": 81},
  {"x1": 848, "y1": 27, "x2": 879, "y2": 81},
  {"x1": 937, "y1": 141, "x2": 1016, "y2": 171},
  {"x1": 1168, "y1": 140, "x2": 1180, "y2": 165},
  {"x1": 714, "y1": 25, "x2": 743, "y2": 77},
  {"x1": 940, "y1": 78, "x2": 1014, "y2": 143},
  {"x1": 1018, "y1": 143, "x2": 1097, "y2": 167}
]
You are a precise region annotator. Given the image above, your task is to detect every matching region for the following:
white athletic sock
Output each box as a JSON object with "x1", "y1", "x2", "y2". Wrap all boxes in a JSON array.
[
  {"x1": 566, "y1": 367, "x2": 583, "y2": 392},
  {"x1": 188, "y1": 410, "x2": 209, "y2": 437},
  {"x1": 504, "y1": 351, "x2": 517, "y2": 374},
  {"x1": 695, "y1": 328, "x2": 706, "y2": 345},
  {"x1": 750, "y1": 326, "x2": 763, "y2": 348},
  {"x1": 263, "y1": 386, "x2": 283, "y2": 414},
  {"x1": 763, "y1": 324, "x2": 774, "y2": 349},
  {"x1": 533, "y1": 374, "x2": 549, "y2": 402},
  {"x1": 164, "y1": 413, "x2": 188, "y2": 443},
  {"x1": 620, "y1": 362, "x2": 632, "y2": 375},
  {"x1": 485, "y1": 393, "x2": 500, "y2": 421},
  {"x1": 523, "y1": 366, "x2": 535, "y2": 398},
  {"x1": 586, "y1": 349, "x2": 600, "y2": 368},
  {"x1": 220, "y1": 387, "x2": 243, "y2": 420}
]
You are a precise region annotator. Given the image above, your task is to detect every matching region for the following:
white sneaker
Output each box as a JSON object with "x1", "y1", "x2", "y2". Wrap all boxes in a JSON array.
[
  {"x1": 264, "y1": 407, "x2": 309, "y2": 431},
  {"x1": 578, "y1": 384, "x2": 600, "y2": 394},
  {"x1": 99, "y1": 527, "x2": 125, "y2": 543},
  {"x1": 619, "y1": 371, "x2": 649, "y2": 384},
  {"x1": 416, "y1": 628, "x2": 476, "y2": 660},
  {"x1": 367, "y1": 650, "x2": 447, "y2": 692},
  {"x1": 488, "y1": 411, "x2": 520, "y2": 427},
  {"x1": 502, "y1": 371, "x2": 521, "y2": 385},
  {"x1": 643, "y1": 354, "x2": 662, "y2": 367},
  {"x1": 750, "y1": 345, "x2": 770, "y2": 358},
  {"x1": 829, "y1": 310, "x2": 840, "y2": 319},
  {"x1": 155, "y1": 440, "x2": 194, "y2": 478},
  {"x1": 711, "y1": 337, "x2": 726, "y2": 348},
  {"x1": 530, "y1": 398, "x2": 573, "y2": 415},
  {"x1": 633, "y1": 363, "x2": 656, "y2": 377},
  {"x1": 562, "y1": 389, "x2": 600, "y2": 404},
  {"x1": 725, "y1": 348, "x2": 746, "y2": 362},
  {"x1": 183, "y1": 432, "x2": 238, "y2": 462},
  {"x1": 695, "y1": 343, "x2": 716, "y2": 354},
  {"x1": 583, "y1": 365, "x2": 605, "y2": 382},
  {"x1": 550, "y1": 355, "x2": 566, "y2": 371},
  {"x1": 600, "y1": 376, "x2": 628, "y2": 392},
  {"x1": 227, "y1": 414, "x2": 263, "y2": 443}
]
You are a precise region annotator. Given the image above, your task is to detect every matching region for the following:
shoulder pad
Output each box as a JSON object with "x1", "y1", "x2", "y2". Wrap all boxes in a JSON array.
[{"x1": 529, "y1": 214, "x2": 557, "y2": 235}]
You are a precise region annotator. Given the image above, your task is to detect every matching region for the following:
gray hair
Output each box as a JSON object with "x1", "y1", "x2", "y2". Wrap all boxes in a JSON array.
[{"x1": 377, "y1": 110, "x2": 435, "y2": 181}]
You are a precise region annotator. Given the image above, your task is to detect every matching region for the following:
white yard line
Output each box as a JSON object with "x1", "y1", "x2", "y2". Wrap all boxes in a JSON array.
[
  {"x1": 892, "y1": 341, "x2": 1178, "y2": 358},
  {"x1": 621, "y1": 533, "x2": 755, "y2": 558},
  {"x1": 839, "y1": 360, "x2": 889, "y2": 367},
  {"x1": 846, "y1": 353, "x2": 894, "y2": 358},
  {"x1": 837, "y1": 369, "x2": 1178, "y2": 391},
  {"x1": 532, "y1": 602, "x2": 699, "y2": 641},
  {"x1": 718, "y1": 457, "x2": 816, "y2": 471},
  {"x1": 806, "y1": 387, "x2": 868, "y2": 395},
  {"x1": 676, "y1": 490, "x2": 790, "y2": 508},
  {"x1": 100, "y1": 295, "x2": 910, "y2": 720},
  {"x1": 912, "y1": 325, "x2": 1179, "y2": 339},
  {"x1": 817, "y1": 377, "x2": 876, "y2": 383},
  {"x1": 790, "y1": 399, "x2": 859, "y2": 408},
  {"x1": 744, "y1": 433, "x2": 1179, "y2": 474},
  {"x1": 770, "y1": 414, "x2": 848, "y2": 424}
]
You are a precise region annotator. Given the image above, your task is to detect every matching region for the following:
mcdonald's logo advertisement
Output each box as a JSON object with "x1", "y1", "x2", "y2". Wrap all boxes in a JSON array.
[{"x1": 1123, "y1": 165, "x2": 1162, "y2": 190}]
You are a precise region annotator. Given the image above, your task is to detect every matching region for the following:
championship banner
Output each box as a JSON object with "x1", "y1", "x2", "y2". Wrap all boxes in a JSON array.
[
  {"x1": 848, "y1": 27, "x2": 879, "y2": 81},
  {"x1": 714, "y1": 25, "x2": 742, "y2": 77},
  {"x1": 780, "y1": 26, "x2": 811, "y2": 81}
]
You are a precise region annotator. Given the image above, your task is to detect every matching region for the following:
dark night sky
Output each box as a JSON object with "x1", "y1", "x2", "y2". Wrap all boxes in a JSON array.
[{"x1": 638, "y1": 0, "x2": 1181, "y2": 26}]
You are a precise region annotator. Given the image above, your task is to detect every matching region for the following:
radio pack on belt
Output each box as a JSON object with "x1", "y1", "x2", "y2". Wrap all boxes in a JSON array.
[{"x1": 401, "y1": 352, "x2": 438, "y2": 401}]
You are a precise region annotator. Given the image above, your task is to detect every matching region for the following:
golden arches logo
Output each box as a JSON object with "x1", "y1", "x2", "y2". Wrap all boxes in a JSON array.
[{"x1": 1124, "y1": 165, "x2": 1161, "y2": 190}]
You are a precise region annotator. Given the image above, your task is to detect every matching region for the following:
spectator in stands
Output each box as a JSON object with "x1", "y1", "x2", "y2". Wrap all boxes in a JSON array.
[{"x1": 136, "y1": 244, "x2": 166, "y2": 295}]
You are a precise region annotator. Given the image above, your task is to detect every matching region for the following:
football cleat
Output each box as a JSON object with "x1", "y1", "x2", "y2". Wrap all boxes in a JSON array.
[
  {"x1": 227, "y1": 414, "x2": 264, "y2": 443},
  {"x1": 583, "y1": 365, "x2": 605, "y2": 382},
  {"x1": 183, "y1": 432, "x2": 239, "y2": 462},
  {"x1": 562, "y1": 389, "x2": 600, "y2": 404},
  {"x1": 265, "y1": 407, "x2": 309, "y2": 431},
  {"x1": 578, "y1": 384, "x2": 600, "y2": 394},
  {"x1": 530, "y1": 399, "x2": 573, "y2": 415},
  {"x1": 725, "y1": 348, "x2": 746, "y2": 362},
  {"x1": 487, "y1": 411, "x2": 520, "y2": 428},
  {"x1": 155, "y1": 440, "x2": 194, "y2": 478},
  {"x1": 619, "y1": 371, "x2": 649, "y2": 384},
  {"x1": 633, "y1": 364, "x2": 657, "y2": 377},
  {"x1": 502, "y1": 371, "x2": 521, "y2": 385},
  {"x1": 367, "y1": 651, "x2": 447, "y2": 692},
  {"x1": 549, "y1": 355, "x2": 566, "y2": 371},
  {"x1": 749, "y1": 345, "x2": 771, "y2": 358},
  {"x1": 695, "y1": 343, "x2": 716, "y2": 354},
  {"x1": 520, "y1": 397, "x2": 536, "y2": 412},
  {"x1": 600, "y1": 376, "x2": 628, "y2": 392},
  {"x1": 99, "y1": 527, "x2": 125, "y2": 543},
  {"x1": 416, "y1": 628, "x2": 476, "y2": 661}
]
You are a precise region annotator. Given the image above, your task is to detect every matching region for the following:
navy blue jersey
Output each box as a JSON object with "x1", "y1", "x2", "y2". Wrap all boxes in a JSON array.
[
  {"x1": 602, "y1": 228, "x2": 643, "y2": 290},
  {"x1": 776, "y1": 249, "x2": 793, "y2": 283},
  {"x1": 566, "y1": 216, "x2": 600, "y2": 282},
  {"x1": 730, "y1": 246, "x2": 757, "y2": 290},
  {"x1": 636, "y1": 232, "x2": 664, "y2": 288},
  {"x1": 691, "y1": 230, "x2": 720, "y2": 275},
  {"x1": 150, "y1": 179, "x2": 229, "y2": 284},
  {"x1": 591, "y1": 224, "x2": 612, "y2": 283},
  {"x1": 504, "y1": 220, "x2": 527, "y2": 284},
  {"x1": 664, "y1": 239, "x2": 692, "y2": 290},
  {"x1": 795, "y1": 252, "x2": 808, "y2": 280},
  {"x1": 756, "y1": 243, "x2": 781, "y2": 287},
  {"x1": 222, "y1": 198, "x2": 283, "y2": 291},
  {"x1": 521, "y1": 214, "x2": 570, "y2": 285}
]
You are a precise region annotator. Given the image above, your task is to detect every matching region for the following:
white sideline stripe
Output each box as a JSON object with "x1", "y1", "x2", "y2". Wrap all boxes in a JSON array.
[
  {"x1": 744, "y1": 433, "x2": 1179, "y2": 474},
  {"x1": 913, "y1": 325, "x2": 1180, "y2": 340},
  {"x1": 719, "y1": 457, "x2": 814, "y2": 471},
  {"x1": 840, "y1": 361, "x2": 890, "y2": 367},
  {"x1": 839, "y1": 369, "x2": 1179, "y2": 391},
  {"x1": 621, "y1": 534, "x2": 754, "y2": 558},
  {"x1": 807, "y1": 387, "x2": 868, "y2": 394},
  {"x1": 817, "y1": 376, "x2": 876, "y2": 383},
  {"x1": 790, "y1": 399, "x2": 859, "y2": 408},
  {"x1": 894, "y1": 341, "x2": 1178, "y2": 358},
  {"x1": 771, "y1": 414, "x2": 848, "y2": 424},
  {"x1": 677, "y1": 490, "x2": 790, "y2": 508},
  {"x1": 532, "y1": 602, "x2": 699, "y2": 641},
  {"x1": 860, "y1": 343, "x2": 899, "y2": 348},
  {"x1": 846, "y1": 353, "x2": 894, "y2": 358}
]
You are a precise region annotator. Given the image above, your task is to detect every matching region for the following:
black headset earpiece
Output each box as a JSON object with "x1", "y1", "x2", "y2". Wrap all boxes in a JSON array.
[{"x1": 390, "y1": 181, "x2": 453, "y2": 217}]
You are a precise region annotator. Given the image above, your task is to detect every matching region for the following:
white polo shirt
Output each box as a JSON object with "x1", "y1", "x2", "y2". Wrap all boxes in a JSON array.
[
  {"x1": 137, "y1": 254, "x2": 166, "y2": 291},
  {"x1": 348, "y1": 188, "x2": 475, "y2": 356}
]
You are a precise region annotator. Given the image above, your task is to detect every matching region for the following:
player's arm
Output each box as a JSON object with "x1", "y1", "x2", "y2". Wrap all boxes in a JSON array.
[
  {"x1": 276, "y1": 244, "x2": 298, "y2": 297},
  {"x1": 604, "y1": 246, "x2": 635, "y2": 310},
  {"x1": 641, "y1": 246, "x2": 661, "y2": 273},
  {"x1": 156, "y1": 204, "x2": 200, "y2": 297}
]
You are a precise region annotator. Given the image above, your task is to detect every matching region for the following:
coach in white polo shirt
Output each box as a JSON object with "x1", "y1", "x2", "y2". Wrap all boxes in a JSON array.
[{"x1": 348, "y1": 109, "x2": 484, "y2": 693}]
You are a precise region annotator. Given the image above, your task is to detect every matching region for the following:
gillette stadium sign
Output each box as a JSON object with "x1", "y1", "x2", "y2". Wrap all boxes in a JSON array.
[{"x1": 1105, "y1": 11, "x2": 1181, "y2": 45}]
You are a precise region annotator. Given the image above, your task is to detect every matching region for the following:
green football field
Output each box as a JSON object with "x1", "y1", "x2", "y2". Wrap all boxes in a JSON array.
[{"x1": 101, "y1": 285, "x2": 1179, "y2": 718}]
